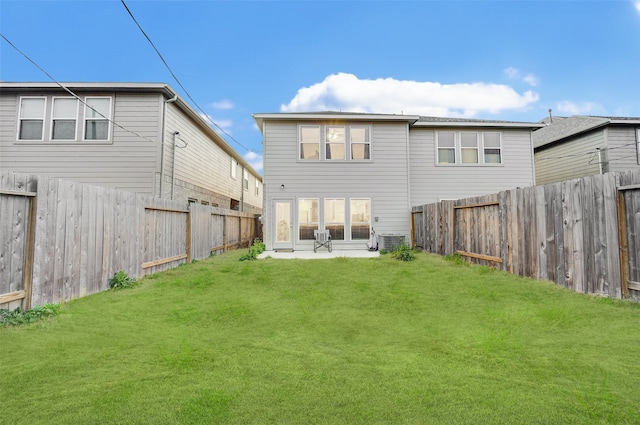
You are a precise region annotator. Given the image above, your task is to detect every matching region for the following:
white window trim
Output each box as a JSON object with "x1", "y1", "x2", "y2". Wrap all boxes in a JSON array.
[
  {"x1": 325, "y1": 125, "x2": 346, "y2": 161},
  {"x1": 299, "y1": 125, "x2": 321, "y2": 161},
  {"x1": 231, "y1": 158, "x2": 238, "y2": 179},
  {"x1": 17, "y1": 96, "x2": 46, "y2": 141},
  {"x1": 297, "y1": 124, "x2": 372, "y2": 162},
  {"x1": 82, "y1": 96, "x2": 112, "y2": 141},
  {"x1": 298, "y1": 198, "x2": 319, "y2": 242},
  {"x1": 349, "y1": 198, "x2": 372, "y2": 241},
  {"x1": 436, "y1": 131, "x2": 503, "y2": 166},
  {"x1": 50, "y1": 96, "x2": 79, "y2": 140}
]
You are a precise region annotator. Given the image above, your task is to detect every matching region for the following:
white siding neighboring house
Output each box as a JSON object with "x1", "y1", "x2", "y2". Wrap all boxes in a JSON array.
[
  {"x1": 254, "y1": 112, "x2": 542, "y2": 251},
  {"x1": 532, "y1": 115, "x2": 640, "y2": 185},
  {"x1": 0, "y1": 82, "x2": 262, "y2": 213}
]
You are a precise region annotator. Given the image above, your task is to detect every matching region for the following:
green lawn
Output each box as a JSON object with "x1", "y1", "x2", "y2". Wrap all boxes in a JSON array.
[{"x1": 2, "y1": 251, "x2": 640, "y2": 424}]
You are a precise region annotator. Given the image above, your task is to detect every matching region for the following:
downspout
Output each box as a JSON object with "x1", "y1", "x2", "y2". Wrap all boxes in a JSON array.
[
  {"x1": 597, "y1": 147, "x2": 603, "y2": 175},
  {"x1": 159, "y1": 93, "x2": 178, "y2": 198},
  {"x1": 171, "y1": 131, "x2": 180, "y2": 200},
  {"x1": 405, "y1": 122, "x2": 413, "y2": 246},
  {"x1": 241, "y1": 165, "x2": 245, "y2": 212}
]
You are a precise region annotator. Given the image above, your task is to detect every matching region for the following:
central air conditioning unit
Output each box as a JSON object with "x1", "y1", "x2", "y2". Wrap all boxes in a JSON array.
[{"x1": 378, "y1": 234, "x2": 406, "y2": 251}]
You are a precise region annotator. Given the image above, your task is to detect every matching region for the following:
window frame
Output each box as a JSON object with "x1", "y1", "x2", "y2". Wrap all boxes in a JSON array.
[
  {"x1": 349, "y1": 125, "x2": 371, "y2": 161},
  {"x1": 17, "y1": 96, "x2": 46, "y2": 141},
  {"x1": 243, "y1": 169, "x2": 249, "y2": 190},
  {"x1": 299, "y1": 125, "x2": 321, "y2": 160},
  {"x1": 231, "y1": 158, "x2": 238, "y2": 179},
  {"x1": 349, "y1": 198, "x2": 371, "y2": 240},
  {"x1": 324, "y1": 198, "x2": 345, "y2": 241},
  {"x1": 83, "y1": 96, "x2": 112, "y2": 141},
  {"x1": 255, "y1": 179, "x2": 260, "y2": 196},
  {"x1": 325, "y1": 125, "x2": 346, "y2": 160},
  {"x1": 436, "y1": 131, "x2": 503, "y2": 166},
  {"x1": 50, "y1": 96, "x2": 79, "y2": 140},
  {"x1": 298, "y1": 198, "x2": 319, "y2": 241}
]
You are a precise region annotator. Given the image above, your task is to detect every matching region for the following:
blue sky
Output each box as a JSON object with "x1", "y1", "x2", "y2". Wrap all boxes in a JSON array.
[{"x1": 2, "y1": 0, "x2": 640, "y2": 172}]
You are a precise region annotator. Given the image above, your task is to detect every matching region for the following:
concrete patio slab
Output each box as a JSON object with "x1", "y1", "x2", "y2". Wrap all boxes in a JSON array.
[{"x1": 258, "y1": 250, "x2": 380, "y2": 260}]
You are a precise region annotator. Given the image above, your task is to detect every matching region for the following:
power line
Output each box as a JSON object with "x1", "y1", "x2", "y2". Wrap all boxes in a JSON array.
[
  {"x1": 0, "y1": 33, "x2": 159, "y2": 145},
  {"x1": 120, "y1": 0, "x2": 255, "y2": 153}
]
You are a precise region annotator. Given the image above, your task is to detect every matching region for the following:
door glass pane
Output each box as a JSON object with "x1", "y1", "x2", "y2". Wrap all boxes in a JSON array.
[{"x1": 276, "y1": 202, "x2": 291, "y2": 243}]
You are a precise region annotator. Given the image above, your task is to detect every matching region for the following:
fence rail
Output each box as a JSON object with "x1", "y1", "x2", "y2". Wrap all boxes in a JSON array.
[
  {"x1": 0, "y1": 172, "x2": 260, "y2": 310},
  {"x1": 412, "y1": 170, "x2": 640, "y2": 301}
]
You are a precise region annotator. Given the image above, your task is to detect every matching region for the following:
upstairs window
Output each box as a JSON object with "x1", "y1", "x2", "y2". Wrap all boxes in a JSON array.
[
  {"x1": 326, "y1": 126, "x2": 345, "y2": 160},
  {"x1": 300, "y1": 125, "x2": 320, "y2": 160},
  {"x1": 231, "y1": 158, "x2": 237, "y2": 179},
  {"x1": 437, "y1": 132, "x2": 456, "y2": 164},
  {"x1": 255, "y1": 179, "x2": 260, "y2": 196},
  {"x1": 483, "y1": 132, "x2": 502, "y2": 164},
  {"x1": 243, "y1": 169, "x2": 249, "y2": 190},
  {"x1": 84, "y1": 97, "x2": 111, "y2": 140},
  {"x1": 460, "y1": 132, "x2": 479, "y2": 163},
  {"x1": 350, "y1": 126, "x2": 370, "y2": 160},
  {"x1": 51, "y1": 97, "x2": 78, "y2": 140},
  {"x1": 437, "y1": 131, "x2": 502, "y2": 165},
  {"x1": 18, "y1": 97, "x2": 46, "y2": 140}
]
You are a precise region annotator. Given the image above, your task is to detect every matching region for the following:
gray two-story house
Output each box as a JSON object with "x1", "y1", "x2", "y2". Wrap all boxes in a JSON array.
[
  {"x1": 253, "y1": 112, "x2": 543, "y2": 251},
  {"x1": 0, "y1": 82, "x2": 262, "y2": 213},
  {"x1": 533, "y1": 115, "x2": 640, "y2": 185}
]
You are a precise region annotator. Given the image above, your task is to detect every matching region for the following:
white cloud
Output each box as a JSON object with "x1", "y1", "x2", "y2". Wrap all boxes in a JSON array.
[
  {"x1": 504, "y1": 67, "x2": 539, "y2": 87},
  {"x1": 244, "y1": 151, "x2": 263, "y2": 173},
  {"x1": 281, "y1": 73, "x2": 539, "y2": 117},
  {"x1": 635, "y1": 0, "x2": 640, "y2": 14},
  {"x1": 556, "y1": 101, "x2": 601, "y2": 115},
  {"x1": 210, "y1": 99, "x2": 234, "y2": 110},
  {"x1": 199, "y1": 113, "x2": 233, "y2": 133}
]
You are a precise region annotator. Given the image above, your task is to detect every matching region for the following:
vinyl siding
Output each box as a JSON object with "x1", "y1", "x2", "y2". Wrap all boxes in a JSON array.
[
  {"x1": 163, "y1": 103, "x2": 262, "y2": 211},
  {"x1": 409, "y1": 128, "x2": 535, "y2": 204},
  {"x1": 262, "y1": 120, "x2": 410, "y2": 250},
  {"x1": 606, "y1": 126, "x2": 640, "y2": 172},
  {"x1": 534, "y1": 130, "x2": 605, "y2": 185},
  {"x1": 0, "y1": 91, "x2": 160, "y2": 193}
]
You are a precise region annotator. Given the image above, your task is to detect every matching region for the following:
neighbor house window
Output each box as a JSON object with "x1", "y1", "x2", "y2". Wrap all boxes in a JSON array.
[
  {"x1": 326, "y1": 126, "x2": 346, "y2": 160},
  {"x1": 84, "y1": 97, "x2": 111, "y2": 140},
  {"x1": 483, "y1": 132, "x2": 502, "y2": 164},
  {"x1": 437, "y1": 132, "x2": 456, "y2": 164},
  {"x1": 350, "y1": 126, "x2": 370, "y2": 160},
  {"x1": 231, "y1": 158, "x2": 237, "y2": 179},
  {"x1": 243, "y1": 169, "x2": 249, "y2": 190},
  {"x1": 300, "y1": 125, "x2": 320, "y2": 160},
  {"x1": 18, "y1": 97, "x2": 46, "y2": 140},
  {"x1": 350, "y1": 198, "x2": 370, "y2": 240},
  {"x1": 51, "y1": 97, "x2": 78, "y2": 140},
  {"x1": 255, "y1": 179, "x2": 260, "y2": 196},
  {"x1": 325, "y1": 198, "x2": 345, "y2": 240},
  {"x1": 460, "y1": 132, "x2": 479, "y2": 163},
  {"x1": 298, "y1": 198, "x2": 319, "y2": 240}
]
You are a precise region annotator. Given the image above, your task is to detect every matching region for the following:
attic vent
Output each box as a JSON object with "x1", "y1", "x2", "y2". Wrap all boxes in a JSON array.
[{"x1": 378, "y1": 234, "x2": 406, "y2": 251}]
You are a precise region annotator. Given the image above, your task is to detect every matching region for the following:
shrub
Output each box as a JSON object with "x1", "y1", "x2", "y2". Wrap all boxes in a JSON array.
[
  {"x1": 391, "y1": 244, "x2": 417, "y2": 262},
  {"x1": 0, "y1": 304, "x2": 61, "y2": 327},
  {"x1": 239, "y1": 239, "x2": 266, "y2": 261},
  {"x1": 109, "y1": 270, "x2": 137, "y2": 290}
]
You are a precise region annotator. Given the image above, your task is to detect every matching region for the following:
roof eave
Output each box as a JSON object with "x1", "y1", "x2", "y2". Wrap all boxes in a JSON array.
[{"x1": 413, "y1": 121, "x2": 545, "y2": 129}]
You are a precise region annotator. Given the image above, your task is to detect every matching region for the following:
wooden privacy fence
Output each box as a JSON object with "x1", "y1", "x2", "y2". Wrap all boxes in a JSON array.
[
  {"x1": 0, "y1": 172, "x2": 261, "y2": 310},
  {"x1": 412, "y1": 170, "x2": 640, "y2": 301}
]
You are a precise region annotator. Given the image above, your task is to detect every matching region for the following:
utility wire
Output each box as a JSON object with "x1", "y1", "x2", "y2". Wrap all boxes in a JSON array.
[
  {"x1": 0, "y1": 33, "x2": 160, "y2": 145},
  {"x1": 120, "y1": 0, "x2": 256, "y2": 153}
]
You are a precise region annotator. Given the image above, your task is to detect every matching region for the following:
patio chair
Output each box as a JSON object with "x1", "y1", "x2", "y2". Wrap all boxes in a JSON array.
[{"x1": 314, "y1": 229, "x2": 332, "y2": 253}]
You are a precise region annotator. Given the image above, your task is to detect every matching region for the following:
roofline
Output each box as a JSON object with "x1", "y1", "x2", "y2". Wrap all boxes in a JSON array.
[
  {"x1": 0, "y1": 82, "x2": 261, "y2": 180},
  {"x1": 533, "y1": 117, "x2": 640, "y2": 150},
  {"x1": 253, "y1": 112, "x2": 420, "y2": 129},
  {"x1": 413, "y1": 121, "x2": 545, "y2": 129}
]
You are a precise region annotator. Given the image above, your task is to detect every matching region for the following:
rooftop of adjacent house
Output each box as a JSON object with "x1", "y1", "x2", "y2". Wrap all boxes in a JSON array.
[{"x1": 533, "y1": 115, "x2": 640, "y2": 149}]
